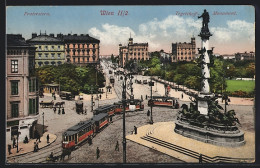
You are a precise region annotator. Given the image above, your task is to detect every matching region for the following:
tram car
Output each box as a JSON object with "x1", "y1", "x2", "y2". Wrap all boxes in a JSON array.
[
  {"x1": 62, "y1": 113, "x2": 109, "y2": 149},
  {"x1": 148, "y1": 96, "x2": 179, "y2": 109},
  {"x1": 92, "y1": 113, "x2": 109, "y2": 133},
  {"x1": 62, "y1": 120, "x2": 94, "y2": 149},
  {"x1": 93, "y1": 105, "x2": 116, "y2": 117},
  {"x1": 113, "y1": 99, "x2": 144, "y2": 113}
]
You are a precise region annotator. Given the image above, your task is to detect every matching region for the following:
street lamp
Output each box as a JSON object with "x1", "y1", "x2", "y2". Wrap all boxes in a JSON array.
[
  {"x1": 121, "y1": 67, "x2": 135, "y2": 163},
  {"x1": 149, "y1": 76, "x2": 154, "y2": 124},
  {"x1": 42, "y1": 112, "x2": 44, "y2": 134},
  {"x1": 16, "y1": 131, "x2": 20, "y2": 153}
]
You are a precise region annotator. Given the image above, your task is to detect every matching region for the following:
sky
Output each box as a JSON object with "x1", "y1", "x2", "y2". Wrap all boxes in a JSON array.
[{"x1": 6, "y1": 5, "x2": 255, "y2": 55}]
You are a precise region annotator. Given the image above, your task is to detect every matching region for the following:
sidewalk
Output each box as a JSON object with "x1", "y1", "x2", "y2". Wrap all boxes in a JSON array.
[
  {"x1": 126, "y1": 122, "x2": 255, "y2": 163},
  {"x1": 6, "y1": 132, "x2": 57, "y2": 158},
  {"x1": 152, "y1": 80, "x2": 254, "y2": 106}
]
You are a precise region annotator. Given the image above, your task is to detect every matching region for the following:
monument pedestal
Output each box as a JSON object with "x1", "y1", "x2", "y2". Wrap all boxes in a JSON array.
[{"x1": 174, "y1": 118, "x2": 245, "y2": 147}]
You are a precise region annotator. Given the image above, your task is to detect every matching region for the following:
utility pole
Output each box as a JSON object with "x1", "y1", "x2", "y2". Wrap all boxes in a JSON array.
[
  {"x1": 149, "y1": 76, "x2": 154, "y2": 124},
  {"x1": 122, "y1": 75, "x2": 127, "y2": 163},
  {"x1": 91, "y1": 86, "x2": 94, "y2": 112}
]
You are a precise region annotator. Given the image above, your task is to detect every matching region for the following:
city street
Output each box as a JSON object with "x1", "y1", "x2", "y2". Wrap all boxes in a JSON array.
[{"x1": 9, "y1": 60, "x2": 254, "y2": 163}]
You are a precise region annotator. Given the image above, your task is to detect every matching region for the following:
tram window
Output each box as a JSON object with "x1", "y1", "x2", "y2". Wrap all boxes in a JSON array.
[
  {"x1": 72, "y1": 135, "x2": 74, "y2": 141},
  {"x1": 69, "y1": 136, "x2": 71, "y2": 141},
  {"x1": 64, "y1": 136, "x2": 68, "y2": 141}
]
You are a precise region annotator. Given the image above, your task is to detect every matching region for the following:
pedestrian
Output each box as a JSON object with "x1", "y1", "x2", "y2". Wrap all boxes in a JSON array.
[
  {"x1": 99, "y1": 94, "x2": 102, "y2": 100},
  {"x1": 47, "y1": 134, "x2": 50, "y2": 143},
  {"x1": 147, "y1": 110, "x2": 150, "y2": 117},
  {"x1": 12, "y1": 137, "x2": 16, "y2": 148},
  {"x1": 62, "y1": 108, "x2": 65, "y2": 114},
  {"x1": 53, "y1": 107, "x2": 56, "y2": 113},
  {"x1": 199, "y1": 153, "x2": 203, "y2": 163},
  {"x1": 24, "y1": 135, "x2": 29, "y2": 143},
  {"x1": 58, "y1": 107, "x2": 61, "y2": 115},
  {"x1": 8, "y1": 144, "x2": 12, "y2": 155},
  {"x1": 181, "y1": 93, "x2": 183, "y2": 99},
  {"x1": 85, "y1": 108, "x2": 87, "y2": 115},
  {"x1": 36, "y1": 141, "x2": 39, "y2": 150},
  {"x1": 115, "y1": 140, "x2": 119, "y2": 151},
  {"x1": 146, "y1": 95, "x2": 148, "y2": 100},
  {"x1": 54, "y1": 95, "x2": 56, "y2": 100},
  {"x1": 96, "y1": 147, "x2": 100, "y2": 159},
  {"x1": 88, "y1": 136, "x2": 92, "y2": 145},
  {"x1": 134, "y1": 126, "x2": 137, "y2": 134}
]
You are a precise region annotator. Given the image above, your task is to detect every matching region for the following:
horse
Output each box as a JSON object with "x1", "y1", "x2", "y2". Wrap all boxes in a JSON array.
[{"x1": 60, "y1": 149, "x2": 71, "y2": 161}]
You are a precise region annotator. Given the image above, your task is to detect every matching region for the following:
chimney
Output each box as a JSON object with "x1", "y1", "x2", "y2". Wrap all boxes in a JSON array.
[
  {"x1": 57, "y1": 33, "x2": 63, "y2": 39},
  {"x1": 32, "y1": 33, "x2": 37, "y2": 38}
]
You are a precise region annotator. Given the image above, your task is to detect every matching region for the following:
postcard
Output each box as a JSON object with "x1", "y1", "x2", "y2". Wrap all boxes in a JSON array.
[{"x1": 5, "y1": 5, "x2": 255, "y2": 165}]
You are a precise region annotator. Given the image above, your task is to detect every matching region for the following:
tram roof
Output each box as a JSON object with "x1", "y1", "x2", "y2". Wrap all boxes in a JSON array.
[
  {"x1": 92, "y1": 113, "x2": 108, "y2": 121},
  {"x1": 63, "y1": 120, "x2": 92, "y2": 136}
]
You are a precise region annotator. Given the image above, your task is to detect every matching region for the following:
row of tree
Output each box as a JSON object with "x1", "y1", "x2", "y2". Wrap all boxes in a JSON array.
[
  {"x1": 130, "y1": 52, "x2": 255, "y2": 94},
  {"x1": 36, "y1": 64, "x2": 106, "y2": 95}
]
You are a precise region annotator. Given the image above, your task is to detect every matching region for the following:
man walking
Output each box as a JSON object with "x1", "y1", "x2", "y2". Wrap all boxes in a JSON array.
[
  {"x1": 115, "y1": 140, "x2": 119, "y2": 151},
  {"x1": 47, "y1": 134, "x2": 50, "y2": 143},
  {"x1": 13, "y1": 137, "x2": 16, "y2": 148},
  {"x1": 8, "y1": 144, "x2": 12, "y2": 155},
  {"x1": 96, "y1": 147, "x2": 100, "y2": 159},
  {"x1": 199, "y1": 153, "x2": 203, "y2": 163}
]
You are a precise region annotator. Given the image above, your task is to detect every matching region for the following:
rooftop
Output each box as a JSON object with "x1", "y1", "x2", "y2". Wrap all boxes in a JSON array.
[
  {"x1": 63, "y1": 34, "x2": 100, "y2": 43},
  {"x1": 7, "y1": 34, "x2": 32, "y2": 47},
  {"x1": 26, "y1": 34, "x2": 63, "y2": 43}
]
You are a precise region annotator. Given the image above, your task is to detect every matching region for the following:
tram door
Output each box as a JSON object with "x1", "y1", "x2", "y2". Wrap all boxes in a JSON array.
[{"x1": 75, "y1": 134, "x2": 78, "y2": 144}]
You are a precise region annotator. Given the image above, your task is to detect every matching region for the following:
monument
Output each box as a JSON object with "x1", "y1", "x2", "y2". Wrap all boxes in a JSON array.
[{"x1": 174, "y1": 9, "x2": 245, "y2": 147}]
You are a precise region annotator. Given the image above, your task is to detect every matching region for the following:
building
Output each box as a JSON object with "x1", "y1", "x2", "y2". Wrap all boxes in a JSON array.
[
  {"x1": 172, "y1": 37, "x2": 196, "y2": 61},
  {"x1": 6, "y1": 34, "x2": 39, "y2": 144},
  {"x1": 235, "y1": 51, "x2": 255, "y2": 61},
  {"x1": 60, "y1": 33, "x2": 100, "y2": 66},
  {"x1": 119, "y1": 37, "x2": 149, "y2": 67},
  {"x1": 159, "y1": 50, "x2": 175, "y2": 63},
  {"x1": 221, "y1": 54, "x2": 235, "y2": 60},
  {"x1": 26, "y1": 33, "x2": 65, "y2": 67}
]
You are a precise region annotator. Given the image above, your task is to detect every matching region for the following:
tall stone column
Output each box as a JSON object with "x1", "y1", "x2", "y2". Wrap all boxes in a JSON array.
[{"x1": 197, "y1": 10, "x2": 214, "y2": 115}]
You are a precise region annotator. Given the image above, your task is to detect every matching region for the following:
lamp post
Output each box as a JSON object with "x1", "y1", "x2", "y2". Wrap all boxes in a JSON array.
[
  {"x1": 91, "y1": 86, "x2": 94, "y2": 112},
  {"x1": 149, "y1": 76, "x2": 154, "y2": 124},
  {"x1": 16, "y1": 131, "x2": 19, "y2": 153},
  {"x1": 121, "y1": 65, "x2": 135, "y2": 163},
  {"x1": 42, "y1": 112, "x2": 44, "y2": 134}
]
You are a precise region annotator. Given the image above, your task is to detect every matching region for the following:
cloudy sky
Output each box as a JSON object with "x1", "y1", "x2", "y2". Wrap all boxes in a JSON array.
[{"x1": 6, "y1": 5, "x2": 255, "y2": 55}]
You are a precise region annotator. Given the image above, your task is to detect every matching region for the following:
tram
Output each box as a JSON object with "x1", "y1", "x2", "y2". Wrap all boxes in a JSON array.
[
  {"x1": 113, "y1": 99, "x2": 144, "y2": 113},
  {"x1": 62, "y1": 113, "x2": 109, "y2": 149},
  {"x1": 148, "y1": 96, "x2": 179, "y2": 109}
]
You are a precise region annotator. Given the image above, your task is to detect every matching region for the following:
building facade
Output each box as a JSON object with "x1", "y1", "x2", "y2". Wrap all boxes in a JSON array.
[
  {"x1": 159, "y1": 50, "x2": 175, "y2": 63},
  {"x1": 235, "y1": 51, "x2": 255, "y2": 61},
  {"x1": 119, "y1": 37, "x2": 149, "y2": 67},
  {"x1": 60, "y1": 34, "x2": 100, "y2": 66},
  {"x1": 172, "y1": 37, "x2": 196, "y2": 61},
  {"x1": 6, "y1": 34, "x2": 39, "y2": 144},
  {"x1": 26, "y1": 33, "x2": 65, "y2": 67}
]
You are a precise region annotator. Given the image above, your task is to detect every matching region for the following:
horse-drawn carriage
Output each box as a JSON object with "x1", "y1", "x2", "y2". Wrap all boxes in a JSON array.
[{"x1": 40, "y1": 101, "x2": 54, "y2": 108}]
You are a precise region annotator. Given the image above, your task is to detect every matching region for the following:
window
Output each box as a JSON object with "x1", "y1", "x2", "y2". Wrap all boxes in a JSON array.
[
  {"x1": 11, "y1": 103, "x2": 19, "y2": 118},
  {"x1": 38, "y1": 53, "x2": 42, "y2": 58},
  {"x1": 45, "y1": 46, "x2": 48, "y2": 51},
  {"x1": 51, "y1": 46, "x2": 54, "y2": 50},
  {"x1": 78, "y1": 58, "x2": 80, "y2": 63},
  {"x1": 11, "y1": 60, "x2": 18, "y2": 73},
  {"x1": 93, "y1": 44, "x2": 95, "y2": 48},
  {"x1": 29, "y1": 78, "x2": 36, "y2": 92},
  {"x1": 87, "y1": 44, "x2": 89, "y2": 48},
  {"x1": 45, "y1": 53, "x2": 48, "y2": 58},
  {"x1": 11, "y1": 81, "x2": 19, "y2": 95},
  {"x1": 38, "y1": 46, "x2": 42, "y2": 51},
  {"x1": 51, "y1": 53, "x2": 55, "y2": 59},
  {"x1": 73, "y1": 58, "x2": 75, "y2": 63},
  {"x1": 29, "y1": 97, "x2": 38, "y2": 115},
  {"x1": 58, "y1": 46, "x2": 60, "y2": 50},
  {"x1": 58, "y1": 53, "x2": 61, "y2": 58},
  {"x1": 24, "y1": 50, "x2": 27, "y2": 55}
]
